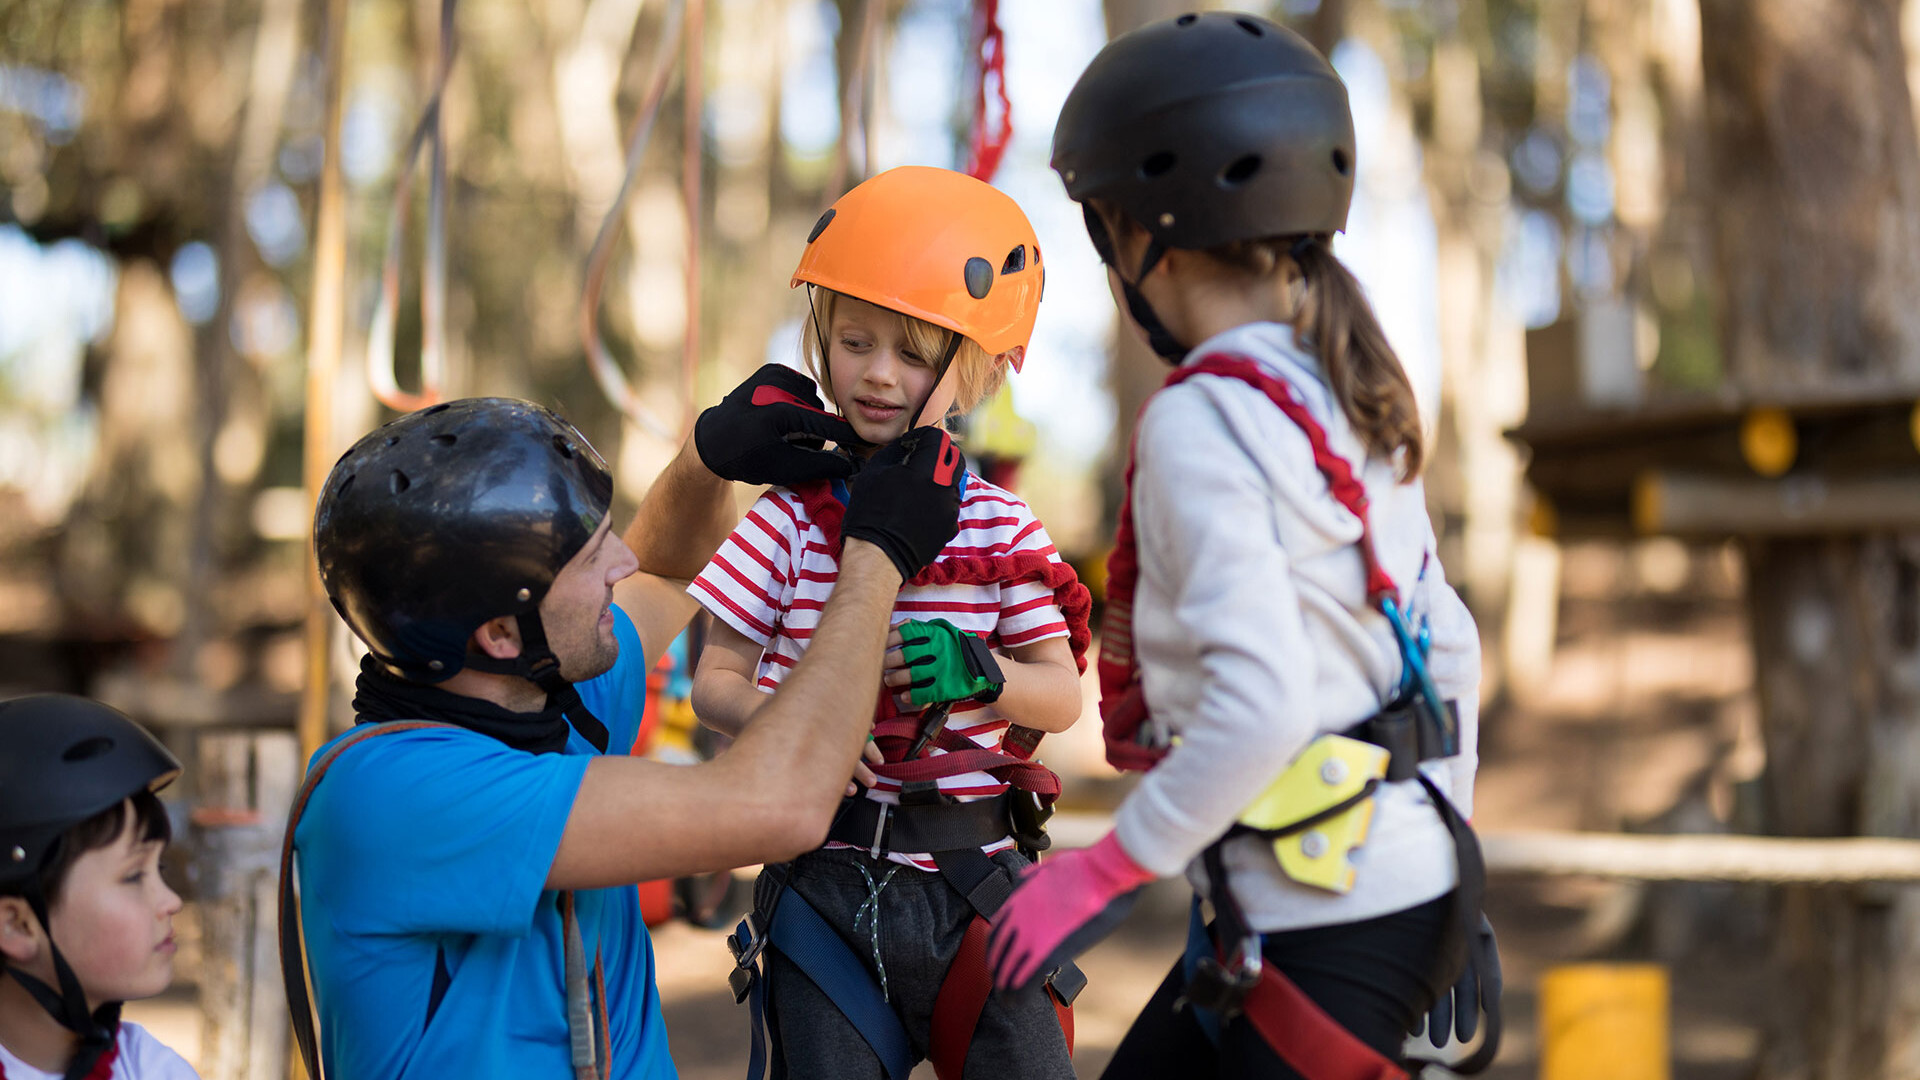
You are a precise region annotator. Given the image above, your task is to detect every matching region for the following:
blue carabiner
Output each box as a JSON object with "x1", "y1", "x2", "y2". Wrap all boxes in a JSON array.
[{"x1": 1381, "y1": 595, "x2": 1457, "y2": 757}]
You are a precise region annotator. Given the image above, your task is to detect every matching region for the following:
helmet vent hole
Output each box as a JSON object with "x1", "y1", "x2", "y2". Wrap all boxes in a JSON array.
[
  {"x1": 423, "y1": 403, "x2": 452, "y2": 417},
  {"x1": 1332, "y1": 148, "x2": 1352, "y2": 176},
  {"x1": 552, "y1": 434, "x2": 576, "y2": 458},
  {"x1": 807, "y1": 208, "x2": 836, "y2": 243},
  {"x1": 384, "y1": 436, "x2": 400, "y2": 447},
  {"x1": 964, "y1": 257, "x2": 994, "y2": 299},
  {"x1": 1176, "y1": 13, "x2": 1198, "y2": 26},
  {"x1": 1139, "y1": 152, "x2": 1177, "y2": 179},
  {"x1": 1219, "y1": 154, "x2": 1263, "y2": 187},
  {"x1": 1001, "y1": 245, "x2": 1026, "y2": 275},
  {"x1": 431, "y1": 433, "x2": 457, "y2": 447},
  {"x1": 389, "y1": 470, "x2": 411, "y2": 495},
  {"x1": 63, "y1": 737, "x2": 114, "y2": 763},
  {"x1": 337, "y1": 474, "x2": 356, "y2": 497},
  {"x1": 1235, "y1": 17, "x2": 1263, "y2": 36}
]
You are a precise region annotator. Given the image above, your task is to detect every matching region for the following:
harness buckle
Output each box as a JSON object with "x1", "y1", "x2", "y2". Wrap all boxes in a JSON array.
[
  {"x1": 1179, "y1": 937, "x2": 1263, "y2": 1021},
  {"x1": 868, "y1": 803, "x2": 895, "y2": 860},
  {"x1": 726, "y1": 916, "x2": 766, "y2": 1004}
]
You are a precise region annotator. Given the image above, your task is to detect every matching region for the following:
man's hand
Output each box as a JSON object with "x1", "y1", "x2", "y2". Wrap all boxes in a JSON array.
[
  {"x1": 695, "y1": 365, "x2": 865, "y2": 485},
  {"x1": 841, "y1": 427, "x2": 964, "y2": 581}
]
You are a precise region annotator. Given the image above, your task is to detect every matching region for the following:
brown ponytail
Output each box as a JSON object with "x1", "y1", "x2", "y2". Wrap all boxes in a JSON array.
[{"x1": 1213, "y1": 236, "x2": 1426, "y2": 479}]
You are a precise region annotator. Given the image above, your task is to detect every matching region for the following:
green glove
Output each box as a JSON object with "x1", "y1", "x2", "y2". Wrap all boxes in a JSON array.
[{"x1": 897, "y1": 619, "x2": 1005, "y2": 707}]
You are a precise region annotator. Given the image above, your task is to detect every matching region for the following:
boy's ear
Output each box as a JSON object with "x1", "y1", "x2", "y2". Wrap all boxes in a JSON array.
[
  {"x1": 996, "y1": 346, "x2": 1023, "y2": 373},
  {"x1": 0, "y1": 897, "x2": 44, "y2": 966}
]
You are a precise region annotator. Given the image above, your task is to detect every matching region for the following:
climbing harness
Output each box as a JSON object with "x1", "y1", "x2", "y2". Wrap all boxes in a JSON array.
[
  {"x1": 1100, "y1": 353, "x2": 1500, "y2": 1077},
  {"x1": 727, "y1": 473, "x2": 1091, "y2": 1080},
  {"x1": 279, "y1": 722, "x2": 613, "y2": 1080}
]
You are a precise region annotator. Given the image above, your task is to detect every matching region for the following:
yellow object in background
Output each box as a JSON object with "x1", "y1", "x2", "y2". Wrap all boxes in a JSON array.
[
  {"x1": 1539, "y1": 964, "x2": 1670, "y2": 1080},
  {"x1": 1237, "y1": 735, "x2": 1389, "y2": 894}
]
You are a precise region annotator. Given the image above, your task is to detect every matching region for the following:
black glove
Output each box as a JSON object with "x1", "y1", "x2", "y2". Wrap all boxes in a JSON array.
[
  {"x1": 1417, "y1": 914, "x2": 1502, "y2": 1074},
  {"x1": 695, "y1": 365, "x2": 866, "y2": 485},
  {"x1": 841, "y1": 427, "x2": 964, "y2": 581}
]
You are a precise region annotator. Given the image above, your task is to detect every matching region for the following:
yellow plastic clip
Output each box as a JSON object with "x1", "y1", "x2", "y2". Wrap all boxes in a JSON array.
[{"x1": 1237, "y1": 735, "x2": 1390, "y2": 894}]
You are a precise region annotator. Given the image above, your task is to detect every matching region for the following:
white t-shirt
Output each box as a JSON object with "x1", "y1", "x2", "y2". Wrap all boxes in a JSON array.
[
  {"x1": 0, "y1": 1021, "x2": 200, "y2": 1080},
  {"x1": 1114, "y1": 321, "x2": 1483, "y2": 933}
]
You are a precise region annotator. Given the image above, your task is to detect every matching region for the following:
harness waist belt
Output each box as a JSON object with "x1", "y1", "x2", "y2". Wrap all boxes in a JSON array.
[
  {"x1": 824, "y1": 792, "x2": 1013, "y2": 856},
  {"x1": 1340, "y1": 698, "x2": 1458, "y2": 783}
]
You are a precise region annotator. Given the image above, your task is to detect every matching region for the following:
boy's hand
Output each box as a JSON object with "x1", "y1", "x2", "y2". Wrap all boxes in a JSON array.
[
  {"x1": 844, "y1": 739, "x2": 885, "y2": 798},
  {"x1": 695, "y1": 365, "x2": 866, "y2": 485},
  {"x1": 883, "y1": 620, "x2": 1004, "y2": 709},
  {"x1": 842, "y1": 427, "x2": 964, "y2": 581}
]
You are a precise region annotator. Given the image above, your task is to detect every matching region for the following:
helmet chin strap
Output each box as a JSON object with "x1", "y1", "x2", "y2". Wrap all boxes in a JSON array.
[
  {"x1": 810, "y1": 283, "x2": 966, "y2": 436},
  {"x1": 1081, "y1": 204, "x2": 1188, "y2": 362},
  {"x1": 462, "y1": 609, "x2": 611, "y2": 752},
  {"x1": 911, "y1": 333, "x2": 966, "y2": 430},
  {"x1": 10, "y1": 881, "x2": 121, "y2": 1080}
]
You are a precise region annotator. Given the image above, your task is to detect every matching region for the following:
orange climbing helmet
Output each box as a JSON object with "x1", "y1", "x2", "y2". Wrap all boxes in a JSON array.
[{"x1": 791, "y1": 166, "x2": 1042, "y2": 368}]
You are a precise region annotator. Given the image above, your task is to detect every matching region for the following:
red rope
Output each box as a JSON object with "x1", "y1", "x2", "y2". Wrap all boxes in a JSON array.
[
  {"x1": 1100, "y1": 354, "x2": 1399, "y2": 773},
  {"x1": 963, "y1": 0, "x2": 1012, "y2": 183}
]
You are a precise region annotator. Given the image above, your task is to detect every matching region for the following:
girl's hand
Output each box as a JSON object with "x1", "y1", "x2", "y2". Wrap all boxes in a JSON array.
[{"x1": 845, "y1": 738, "x2": 885, "y2": 798}]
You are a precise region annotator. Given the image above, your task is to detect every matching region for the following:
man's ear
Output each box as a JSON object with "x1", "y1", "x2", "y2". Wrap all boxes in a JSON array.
[
  {"x1": 995, "y1": 346, "x2": 1023, "y2": 373},
  {"x1": 469, "y1": 616, "x2": 524, "y2": 661},
  {"x1": 0, "y1": 897, "x2": 45, "y2": 966}
]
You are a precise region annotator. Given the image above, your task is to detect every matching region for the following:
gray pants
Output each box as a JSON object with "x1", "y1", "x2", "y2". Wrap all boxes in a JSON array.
[{"x1": 759, "y1": 847, "x2": 1075, "y2": 1080}]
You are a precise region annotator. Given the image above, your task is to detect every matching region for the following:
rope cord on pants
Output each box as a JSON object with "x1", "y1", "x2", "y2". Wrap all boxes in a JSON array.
[{"x1": 852, "y1": 862, "x2": 901, "y2": 1001}]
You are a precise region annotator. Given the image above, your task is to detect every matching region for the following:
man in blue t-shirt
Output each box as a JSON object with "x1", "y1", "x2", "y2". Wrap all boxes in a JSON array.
[{"x1": 290, "y1": 368, "x2": 966, "y2": 1079}]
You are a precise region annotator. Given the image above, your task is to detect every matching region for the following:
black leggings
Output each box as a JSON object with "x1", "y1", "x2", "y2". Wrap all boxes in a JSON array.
[{"x1": 1100, "y1": 893, "x2": 1452, "y2": 1080}]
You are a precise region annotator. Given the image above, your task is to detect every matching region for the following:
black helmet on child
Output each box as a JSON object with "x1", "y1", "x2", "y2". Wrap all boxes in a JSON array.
[
  {"x1": 314, "y1": 398, "x2": 615, "y2": 685},
  {"x1": 1052, "y1": 11, "x2": 1356, "y2": 249},
  {"x1": 0, "y1": 694, "x2": 181, "y2": 1080},
  {"x1": 0, "y1": 694, "x2": 180, "y2": 891}
]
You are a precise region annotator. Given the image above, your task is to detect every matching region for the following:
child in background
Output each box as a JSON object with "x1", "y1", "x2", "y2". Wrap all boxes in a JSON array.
[
  {"x1": 692, "y1": 166, "x2": 1088, "y2": 1080},
  {"x1": 0, "y1": 695, "x2": 199, "y2": 1080}
]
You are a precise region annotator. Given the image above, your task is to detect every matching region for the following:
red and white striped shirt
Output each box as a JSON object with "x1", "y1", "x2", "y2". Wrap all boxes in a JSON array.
[{"x1": 690, "y1": 474, "x2": 1071, "y2": 870}]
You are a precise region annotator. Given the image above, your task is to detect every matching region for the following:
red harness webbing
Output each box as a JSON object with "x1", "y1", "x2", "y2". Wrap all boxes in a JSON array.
[
  {"x1": 1099, "y1": 353, "x2": 1408, "y2": 1080},
  {"x1": 1099, "y1": 353, "x2": 1397, "y2": 771}
]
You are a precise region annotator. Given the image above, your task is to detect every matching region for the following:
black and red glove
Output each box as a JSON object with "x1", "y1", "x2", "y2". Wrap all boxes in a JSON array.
[
  {"x1": 694, "y1": 365, "x2": 866, "y2": 486},
  {"x1": 842, "y1": 427, "x2": 964, "y2": 581}
]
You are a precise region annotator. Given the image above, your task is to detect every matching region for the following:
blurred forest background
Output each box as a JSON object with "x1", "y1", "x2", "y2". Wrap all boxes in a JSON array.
[{"x1": 10, "y1": 0, "x2": 1920, "y2": 1077}]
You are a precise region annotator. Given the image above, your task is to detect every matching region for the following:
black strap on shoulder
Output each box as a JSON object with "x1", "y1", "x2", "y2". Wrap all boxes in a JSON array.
[{"x1": 279, "y1": 720, "x2": 454, "y2": 1080}]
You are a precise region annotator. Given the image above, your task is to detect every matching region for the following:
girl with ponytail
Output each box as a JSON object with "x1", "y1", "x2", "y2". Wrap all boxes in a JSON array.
[{"x1": 985, "y1": 14, "x2": 1497, "y2": 1080}]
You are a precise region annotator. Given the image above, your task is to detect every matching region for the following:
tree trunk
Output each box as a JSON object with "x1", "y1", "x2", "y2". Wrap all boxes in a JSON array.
[{"x1": 1698, "y1": 2, "x2": 1920, "y2": 1076}]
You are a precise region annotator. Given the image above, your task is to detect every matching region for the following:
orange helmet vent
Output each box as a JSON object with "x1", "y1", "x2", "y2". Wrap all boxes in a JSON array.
[{"x1": 792, "y1": 166, "x2": 1042, "y2": 368}]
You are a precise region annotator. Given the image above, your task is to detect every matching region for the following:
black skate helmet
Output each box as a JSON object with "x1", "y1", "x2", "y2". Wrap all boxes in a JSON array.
[{"x1": 1051, "y1": 12, "x2": 1355, "y2": 358}]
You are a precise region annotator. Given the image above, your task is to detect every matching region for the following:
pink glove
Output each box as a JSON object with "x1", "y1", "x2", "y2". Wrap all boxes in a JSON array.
[{"x1": 987, "y1": 830, "x2": 1156, "y2": 991}]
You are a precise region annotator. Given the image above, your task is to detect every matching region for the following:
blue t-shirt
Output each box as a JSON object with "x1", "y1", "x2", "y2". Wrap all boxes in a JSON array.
[{"x1": 294, "y1": 608, "x2": 677, "y2": 1079}]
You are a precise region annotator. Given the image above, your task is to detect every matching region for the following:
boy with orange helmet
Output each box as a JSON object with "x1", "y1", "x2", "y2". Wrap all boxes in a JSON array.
[{"x1": 693, "y1": 166, "x2": 1088, "y2": 1080}]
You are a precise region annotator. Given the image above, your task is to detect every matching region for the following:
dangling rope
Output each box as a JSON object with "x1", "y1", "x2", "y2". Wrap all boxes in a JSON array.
[
  {"x1": 681, "y1": 0, "x2": 706, "y2": 436},
  {"x1": 579, "y1": 0, "x2": 689, "y2": 443},
  {"x1": 366, "y1": 0, "x2": 457, "y2": 412},
  {"x1": 962, "y1": 0, "x2": 1011, "y2": 183},
  {"x1": 826, "y1": 0, "x2": 884, "y2": 199}
]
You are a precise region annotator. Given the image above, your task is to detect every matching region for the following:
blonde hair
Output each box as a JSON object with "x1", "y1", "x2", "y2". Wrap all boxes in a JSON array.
[{"x1": 800, "y1": 289, "x2": 1007, "y2": 422}]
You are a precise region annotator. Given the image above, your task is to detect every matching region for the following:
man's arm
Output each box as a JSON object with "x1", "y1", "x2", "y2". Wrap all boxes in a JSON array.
[
  {"x1": 549, "y1": 541, "x2": 902, "y2": 887},
  {"x1": 614, "y1": 437, "x2": 736, "y2": 674}
]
